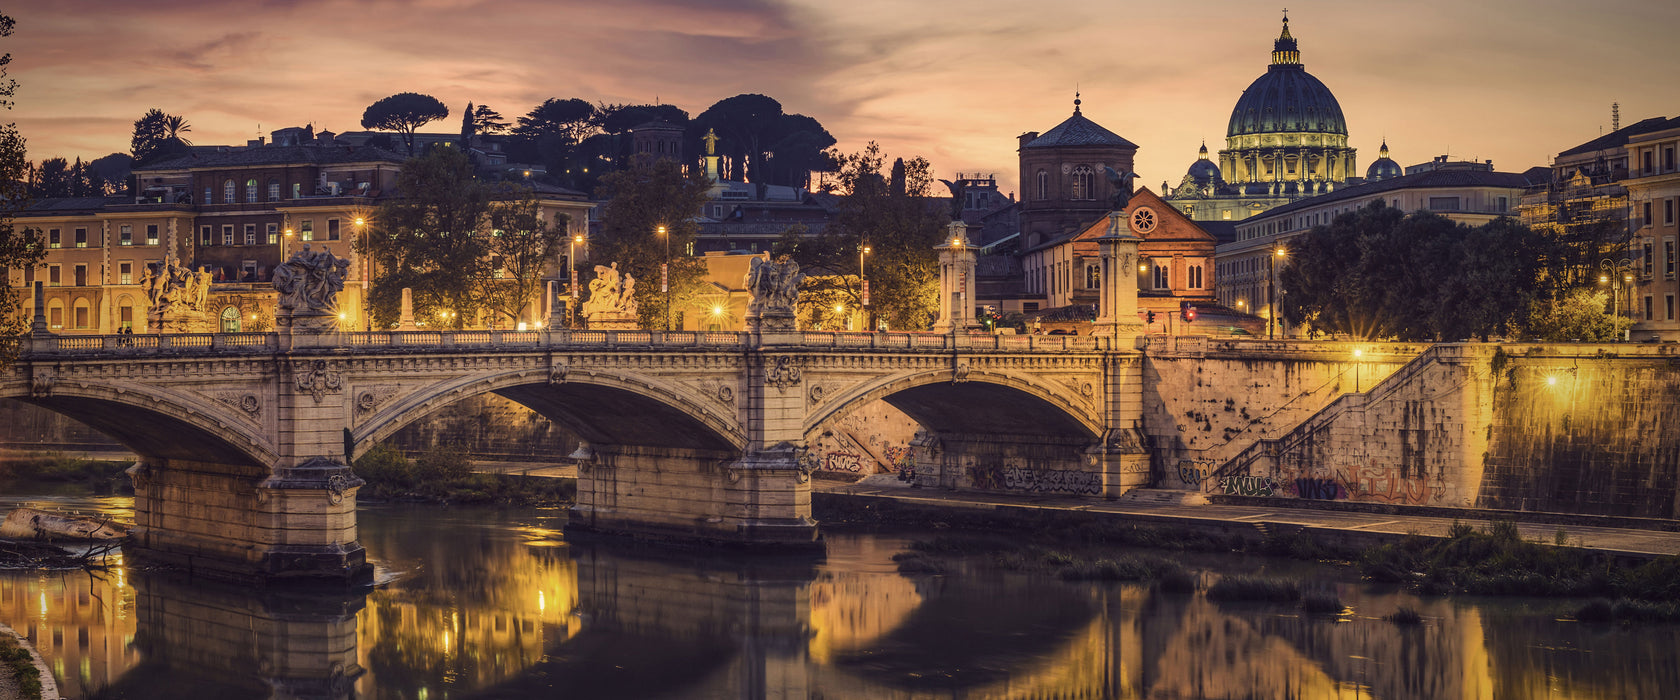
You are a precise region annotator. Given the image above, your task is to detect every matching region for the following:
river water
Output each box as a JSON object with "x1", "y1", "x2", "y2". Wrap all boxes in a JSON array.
[{"x1": 1, "y1": 492, "x2": 1676, "y2": 699}]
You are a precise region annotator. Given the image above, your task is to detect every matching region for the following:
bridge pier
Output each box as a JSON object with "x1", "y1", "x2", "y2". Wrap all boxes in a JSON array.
[{"x1": 128, "y1": 457, "x2": 369, "y2": 583}]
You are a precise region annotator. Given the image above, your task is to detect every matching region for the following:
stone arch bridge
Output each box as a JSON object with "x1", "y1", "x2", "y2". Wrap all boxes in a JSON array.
[{"x1": 5, "y1": 328, "x2": 1147, "y2": 582}]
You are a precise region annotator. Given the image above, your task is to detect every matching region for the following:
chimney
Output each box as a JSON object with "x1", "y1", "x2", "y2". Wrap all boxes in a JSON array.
[{"x1": 1018, "y1": 132, "x2": 1039, "y2": 149}]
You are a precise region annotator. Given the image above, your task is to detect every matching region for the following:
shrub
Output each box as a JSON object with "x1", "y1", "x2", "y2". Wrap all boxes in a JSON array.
[
  {"x1": 1301, "y1": 593, "x2": 1344, "y2": 615},
  {"x1": 1156, "y1": 567, "x2": 1200, "y2": 594},
  {"x1": 1206, "y1": 576, "x2": 1301, "y2": 602},
  {"x1": 1387, "y1": 607, "x2": 1423, "y2": 625},
  {"x1": 891, "y1": 551, "x2": 946, "y2": 574},
  {"x1": 1447, "y1": 520, "x2": 1475, "y2": 539},
  {"x1": 1058, "y1": 558, "x2": 1153, "y2": 582}
]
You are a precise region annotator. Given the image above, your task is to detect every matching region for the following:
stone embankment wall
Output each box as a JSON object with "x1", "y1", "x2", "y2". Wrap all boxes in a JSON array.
[{"x1": 1139, "y1": 337, "x2": 1427, "y2": 491}]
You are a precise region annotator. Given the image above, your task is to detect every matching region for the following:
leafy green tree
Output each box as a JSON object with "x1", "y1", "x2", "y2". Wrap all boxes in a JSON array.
[
  {"x1": 778, "y1": 142, "x2": 943, "y2": 330},
  {"x1": 592, "y1": 157, "x2": 712, "y2": 329},
  {"x1": 130, "y1": 108, "x2": 193, "y2": 166},
  {"x1": 0, "y1": 13, "x2": 44, "y2": 352},
  {"x1": 510, "y1": 98, "x2": 598, "y2": 186},
  {"x1": 363, "y1": 147, "x2": 490, "y2": 328},
  {"x1": 30, "y1": 157, "x2": 70, "y2": 197},
  {"x1": 360, "y1": 93, "x2": 449, "y2": 154},
  {"x1": 1281, "y1": 202, "x2": 1552, "y2": 341},
  {"x1": 481, "y1": 187, "x2": 566, "y2": 327},
  {"x1": 1525, "y1": 288, "x2": 1632, "y2": 341}
]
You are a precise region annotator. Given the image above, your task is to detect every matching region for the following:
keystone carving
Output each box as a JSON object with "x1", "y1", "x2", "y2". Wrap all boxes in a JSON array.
[
  {"x1": 296, "y1": 359, "x2": 344, "y2": 403},
  {"x1": 549, "y1": 362, "x2": 569, "y2": 386},
  {"x1": 28, "y1": 367, "x2": 53, "y2": 398},
  {"x1": 766, "y1": 355, "x2": 802, "y2": 392},
  {"x1": 952, "y1": 363, "x2": 971, "y2": 384}
]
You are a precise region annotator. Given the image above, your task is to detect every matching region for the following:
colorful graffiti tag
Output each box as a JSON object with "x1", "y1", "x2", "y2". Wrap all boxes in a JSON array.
[
  {"x1": 1217, "y1": 475, "x2": 1277, "y2": 497},
  {"x1": 1177, "y1": 461, "x2": 1212, "y2": 489}
]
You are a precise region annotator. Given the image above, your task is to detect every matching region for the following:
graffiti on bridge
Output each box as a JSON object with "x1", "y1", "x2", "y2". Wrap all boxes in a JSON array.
[
  {"x1": 1218, "y1": 464, "x2": 1443, "y2": 505},
  {"x1": 1217, "y1": 475, "x2": 1277, "y2": 497},
  {"x1": 1289, "y1": 477, "x2": 1346, "y2": 501},
  {"x1": 968, "y1": 464, "x2": 1101, "y2": 495},
  {"x1": 1177, "y1": 460, "x2": 1213, "y2": 489},
  {"x1": 820, "y1": 451, "x2": 863, "y2": 473}
]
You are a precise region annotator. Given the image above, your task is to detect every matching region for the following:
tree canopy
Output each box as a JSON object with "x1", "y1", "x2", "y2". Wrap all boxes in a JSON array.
[
  {"x1": 481, "y1": 188, "x2": 565, "y2": 327},
  {"x1": 692, "y1": 94, "x2": 836, "y2": 187},
  {"x1": 364, "y1": 147, "x2": 490, "y2": 329},
  {"x1": 592, "y1": 157, "x2": 713, "y2": 329},
  {"x1": 0, "y1": 12, "x2": 45, "y2": 353},
  {"x1": 361, "y1": 92, "x2": 449, "y2": 154},
  {"x1": 1279, "y1": 202, "x2": 1555, "y2": 341},
  {"x1": 131, "y1": 108, "x2": 193, "y2": 166}
]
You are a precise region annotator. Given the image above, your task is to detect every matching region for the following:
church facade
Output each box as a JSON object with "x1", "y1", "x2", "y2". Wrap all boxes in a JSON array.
[{"x1": 1164, "y1": 15, "x2": 1358, "y2": 222}]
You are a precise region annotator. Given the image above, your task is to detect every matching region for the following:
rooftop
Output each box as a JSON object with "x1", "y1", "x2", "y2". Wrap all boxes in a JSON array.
[{"x1": 137, "y1": 144, "x2": 407, "y2": 171}]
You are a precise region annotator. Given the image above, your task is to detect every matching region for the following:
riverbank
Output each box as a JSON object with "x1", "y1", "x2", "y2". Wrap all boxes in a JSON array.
[
  {"x1": 0, "y1": 454, "x2": 129, "y2": 495},
  {"x1": 353, "y1": 444, "x2": 574, "y2": 506}
]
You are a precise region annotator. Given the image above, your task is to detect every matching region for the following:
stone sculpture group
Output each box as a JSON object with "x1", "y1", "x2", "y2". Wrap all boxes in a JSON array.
[
  {"x1": 140, "y1": 253, "x2": 216, "y2": 332},
  {"x1": 746, "y1": 255, "x2": 804, "y2": 331},
  {"x1": 273, "y1": 244, "x2": 351, "y2": 332}
]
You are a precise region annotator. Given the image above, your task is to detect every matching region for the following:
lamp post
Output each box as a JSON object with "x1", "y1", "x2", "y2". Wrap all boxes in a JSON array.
[
  {"x1": 569, "y1": 233, "x2": 583, "y2": 329},
  {"x1": 355, "y1": 217, "x2": 368, "y2": 331},
  {"x1": 1268, "y1": 246, "x2": 1286, "y2": 339},
  {"x1": 657, "y1": 224, "x2": 670, "y2": 331},
  {"x1": 1600, "y1": 258, "x2": 1635, "y2": 321},
  {"x1": 859, "y1": 244, "x2": 871, "y2": 331}
]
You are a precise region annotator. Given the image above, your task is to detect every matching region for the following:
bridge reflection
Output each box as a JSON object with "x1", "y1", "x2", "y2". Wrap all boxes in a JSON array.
[{"x1": 4, "y1": 528, "x2": 1679, "y2": 698}]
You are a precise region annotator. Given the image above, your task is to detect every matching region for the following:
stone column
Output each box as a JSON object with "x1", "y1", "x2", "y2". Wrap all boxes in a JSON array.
[
  {"x1": 1092, "y1": 353, "x2": 1150, "y2": 498},
  {"x1": 932, "y1": 221, "x2": 977, "y2": 334},
  {"x1": 1094, "y1": 210, "x2": 1146, "y2": 344},
  {"x1": 397, "y1": 287, "x2": 417, "y2": 330},
  {"x1": 29, "y1": 280, "x2": 48, "y2": 337}
]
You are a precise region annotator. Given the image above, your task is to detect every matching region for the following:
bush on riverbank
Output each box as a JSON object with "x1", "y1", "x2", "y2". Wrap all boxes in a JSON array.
[
  {"x1": 1206, "y1": 576, "x2": 1302, "y2": 602},
  {"x1": 353, "y1": 444, "x2": 573, "y2": 506},
  {"x1": 0, "y1": 453, "x2": 130, "y2": 493},
  {"x1": 0, "y1": 635, "x2": 42, "y2": 700},
  {"x1": 899, "y1": 535, "x2": 1194, "y2": 584},
  {"x1": 1359, "y1": 519, "x2": 1680, "y2": 602}
]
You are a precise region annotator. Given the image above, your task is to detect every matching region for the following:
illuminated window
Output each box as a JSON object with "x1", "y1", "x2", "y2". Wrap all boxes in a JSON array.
[
  {"x1": 119, "y1": 224, "x2": 132, "y2": 245},
  {"x1": 223, "y1": 179, "x2": 235, "y2": 204},
  {"x1": 245, "y1": 179, "x2": 258, "y2": 203},
  {"x1": 146, "y1": 224, "x2": 159, "y2": 246},
  {"x1": 48, "y1": 228, "x2": 60, "y2": 248},
  {"x1": 267, "y1": 223, "x2": 279, "y2": 244},
  {"x1": 1666, "y1": 238, "x2": 1675, "y2": 276},
  {"x1": 301, "y1": 220, "x2": 313, "y2": 241},
  {"x1": 244, "y1": 224, "x2": 256, "y2": 245},
  {"x1": 220, "y1": 306, "x2": 241, "y2": 332},
  {"x1": 1085, "y1": 264, "x2": 1100, "y2": 289},
  {"x1": 74, "y1": 228, "x2": 87, "y2": 248},
  {"x1": 268, "y1": 180, "x2": 281, "y2": 201},
  {"x1": 119, "y1": 262, "x2": 132, "y2": 285}
]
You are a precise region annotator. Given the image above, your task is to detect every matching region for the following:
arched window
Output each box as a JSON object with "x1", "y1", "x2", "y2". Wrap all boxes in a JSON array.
[
  {"x1": 268, "y1": 180, "x2": 281, "y2": 201},
  {"x1": 117, "y1": 295, "x2": 134, "y2": 332},
  {"x1": 1085, "y1": 264, "x2": 1101, "y2": 289},
  {"x1": 220, "y1": 306, "x2": 241, "y2": 333},
  {"x1": 1036, "y1": 170, "x2": 1048, "y2": 201},
  {"x1": 47, "y1": 300, "x2": 64, "y2": 329},
  {"x1": 245, "y1": 179, "x2": 258, "y2": 203},
  {"x1": 1070, "y1": 165, "x2": 1095, "y2": 200},
  {"x1": 73, "y1": 299, "x2": 91, "y2": 329},
  {"x1": 223, "y1": 179, "x2": 236, "y2": 204}
]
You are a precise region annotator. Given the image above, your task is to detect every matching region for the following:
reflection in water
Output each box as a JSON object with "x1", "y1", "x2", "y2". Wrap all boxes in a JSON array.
[{"x1": 3, "y1": 498, "x2": 1680, "y2": 698}]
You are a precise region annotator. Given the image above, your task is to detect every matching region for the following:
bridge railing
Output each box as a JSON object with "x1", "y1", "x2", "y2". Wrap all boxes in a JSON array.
[{"x1": 14, "y1": 328, "x2": 1118, "y2": 356}]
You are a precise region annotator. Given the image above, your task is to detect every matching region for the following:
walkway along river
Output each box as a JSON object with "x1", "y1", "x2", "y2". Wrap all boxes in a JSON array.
[{"x1": 1, "y1": 490, "x2": 1677, "y2": 699}]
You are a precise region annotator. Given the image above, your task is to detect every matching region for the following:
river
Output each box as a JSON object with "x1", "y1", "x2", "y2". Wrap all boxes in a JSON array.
[{"x1": 1, "y1": 491, "x2": 1675, "y2": 699}]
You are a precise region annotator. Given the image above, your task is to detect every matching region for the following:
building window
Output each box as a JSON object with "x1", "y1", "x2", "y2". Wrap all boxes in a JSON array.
[
  {"x1": 1645, "y1": 202, "x2": 1654, "y2": 228},
  {"x1": 1642, "y1": 150, "x2": 1654, "y2": 174},
  {"x1": 1668, "y1": 294, "x2": 1676, "y2": 321},
  {"x1": 220, "y1": 306, "x2": 241, "y2": 333},
  {"x1": 1070, "y1": 165, "x2": 1095, "y2": 201},
  {"x1": 222, "y1": 225, "x2": 234, "y2": 246},
  {"x1": 119, "y1": 262, "x2": 132, "y2": 285},
  {"x1": 201, "y1": 225, "x2": 213, "y2": 246},
  {"x1": 1645, "y1": 240, "x2": 1655, "y2": 276},
  {"x1": 1153, "y1": 264, "x2": 1169, "y2": 289},
  {"x1": 1666, "y1": 147, "x2": 1676, "y2": 172},
  {"x1": 1645, "y1": 295, "x2": 1654, "y2": 321},
  {"x1": 1496, "y1": 197, "x2": 1508, "y2": 213},
  {"x1": 245, "y1": 179, "x2": 258, "y2": 203},
  {"x1": 74, "y1": 228, "x2": 87, "y2": 248},
  {"x1": 267, "y1": 223, "x2": 279, "y2": 244},
  {"x1": 300, "y1": 220, "x2": 313, "y2": 241},
  {"x1": 327, "y1": 218, "x2": 340, "y2": 241},
  {"x1": 293, "y1": 183, "x2": 302, "y2": 199},
  {"x1": 1024, "y1": 302, "x2": 1039, "y2": 312},
  {"x1": 1428, "y1": 197, "x2": 1460, "y2": 211},
  {"x1": 223, "y1": 179, "x2": 235, "y2": 204},
  {"x1": 268, "y1": 180, "x2": 281, "y2": 201},
  {"x1": 48, "y1": 229, "x2": 60, "y2": 249},
  {"x1": 1188, "y1": 265, "x2": 1204, "y2": 289},
  {"x1": 47, "y1": 302, "x2": 61, "y2": 329},
  {"x1": 118, "y1": 297, "x2": 133, "y2": 331},
  {"x1": 1036, "y1": 170, "x2": 1048, "y2": 201},
  {"x1": 73, "y1": 301, "x2": 89, "y2": 329},
  {"x1": 204, "y1": 187, "x2": 212, "y2": 204},
  {"x1": 74, "y1": 264, "x2": 87, "y2": 287},
  {"x1": 1085, "y1": 264, "x2": 1100, "y2": 289},
  {"x1": 244, "y1": 224, "x2": 256, "y2": 245},
  {"x1": 241, "y1": 260, "x2": 258, "y2": 281},
  {"x1": 146, "y1": 224, "x2": 159, "y2": 246},
  {"x1": 119, "y1": 224, "x2": 132, "y2": 246},
  {"x1": 1667, "y1": 199, "x2": 1675, "y2": 226},
  {"x1": 1667, "y1": 238, "x2": 1676, "y2": 276}
]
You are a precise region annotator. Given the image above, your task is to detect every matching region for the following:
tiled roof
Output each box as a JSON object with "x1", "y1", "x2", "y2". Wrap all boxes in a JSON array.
[
  {"x1": 136, "y1": 145, "x2": 406, "y2": 171},
  {"x1": 1023, "y1": 112, "x2": 1138, "y2": 150},
  {"x1": 1252, "y1": 169, "x2": 1544, "y2": 220},
  {"x1": 1558, "y1": 116, "x2": 1680, "y2": 157}
]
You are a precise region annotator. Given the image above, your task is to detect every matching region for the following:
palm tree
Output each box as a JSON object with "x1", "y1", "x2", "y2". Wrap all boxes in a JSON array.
[{"x1": 161, "y1": 114, "x2": 192, "y2": 145}]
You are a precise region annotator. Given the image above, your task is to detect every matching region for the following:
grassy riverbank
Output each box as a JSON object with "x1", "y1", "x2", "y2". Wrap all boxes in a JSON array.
[
  {"x1": 353, "y1": 444, "x2": 574, "y2": 506},
  {"x1": 0, "y1": 453, "x2": 130, "y2": 494},
  {"x1": 0, "y1": 634, "x2": 41, "y2": 700}
]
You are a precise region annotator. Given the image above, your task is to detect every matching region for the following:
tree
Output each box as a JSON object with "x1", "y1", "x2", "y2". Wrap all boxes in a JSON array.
[
  {"x1": 1525, "y1": 288, "x2": 1632, "y2": 341},
  {"x1": 130, "y1": 108, "x2": 193, "y2": 166},
  {"x1": 511, "y1": 98, "x2": 599, "y2": 187},
  {"x1": 470, "y1": 104, "x2": 508, "y2": 135},
  {"x1": 778, "y1": 143, "x2": 944, "y2": 330},
  {"x1": 0, "y1": 12, "x2": 45, "y2": 353},
  {"x1": 694, "y1": 94, "x2": 783, "y2": 182},
  {"x1": 593, "y1": 157, "x2": 713, "y2": 329},
  {"x1": 30, "y1": 157, "x2": 70, "y2": 198},
  {"x1": 481, "y1": 186, "x2": 565, "y2": 327},
  {"x1": 363, "y1": 147, "x2": 490, "y2": 328},
  {"x1": 1280, "y1": 202, "x2": 1552, "y2": 341},
  {"x1": 360, "y1": 92, "x2": 449, "y2": 154}
]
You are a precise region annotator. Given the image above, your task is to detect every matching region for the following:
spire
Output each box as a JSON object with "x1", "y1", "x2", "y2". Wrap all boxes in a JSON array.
[
  {"x1": 1271, "y1": 10, "x2": 1301, "y2": 66},
  {"x1": 1198, "y1": 140, "x2": 1209, "y2": 158},
  {"x1": 1073, "y1": 90, "x2": 1082, "y2": 115},
  {"x1": 1379, "y1": 139, "x2": 1390, "y2": 158}
]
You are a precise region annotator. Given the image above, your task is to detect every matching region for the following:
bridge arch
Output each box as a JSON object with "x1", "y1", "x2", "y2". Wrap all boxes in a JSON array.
[
  {"x1": 351, "y1": 367, "x2": 747, "y2": 459},
  {"x1": 0, "y1": 378, "x2": 277, "y2": 469},
  {"x1": 805, "y1": 368, "x2": 1104, "y2": 443}
]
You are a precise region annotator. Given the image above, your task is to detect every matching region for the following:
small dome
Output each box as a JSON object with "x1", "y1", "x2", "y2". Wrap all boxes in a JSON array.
[
  {"x1": 1186, "y1": 142, "x2": 1221, "y2": 184},
  {"x1": 1365, "y1": 140, "x2": 1402, "y2": 181}
]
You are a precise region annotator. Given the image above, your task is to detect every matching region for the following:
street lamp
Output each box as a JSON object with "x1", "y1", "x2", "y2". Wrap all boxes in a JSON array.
[
  {"x1": 569, "y1": 233, "x2": 584, "y2": 329},
  {"x1": 1599, "y1": 258, "x2": 1635, "y2": 321},
  {"x1": 355, "y1": 217, "x2": 368, "y2": 331},
  {"x1": 1268, "y1": 246, "x2": 1286, "y2": 339},
  {"x1": 657, "y1": 224, "x2": 670, "y2": 331},
  {"x1": 859, "y1": 244, "x2": 871, "y2": 331}
]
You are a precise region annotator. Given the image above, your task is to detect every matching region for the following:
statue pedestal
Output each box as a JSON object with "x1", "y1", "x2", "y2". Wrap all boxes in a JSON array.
[
  {"x1": 747, "y1": 311, "x2": 799, "y2": 346},
  {"x1": 585, "y1": 313, "x2": 638, "y2": 331},
  {"x1": 150, "y1": 311, "x2": 213, "y2": 334},
  {"x1": 280, "y1": 311, "x2": 341, "y2": 334}
]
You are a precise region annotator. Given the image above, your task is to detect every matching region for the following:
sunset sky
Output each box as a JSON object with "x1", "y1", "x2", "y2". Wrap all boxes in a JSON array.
[{"x1": 8, "y1": 0, "x2": 1679, "y2": 195}]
